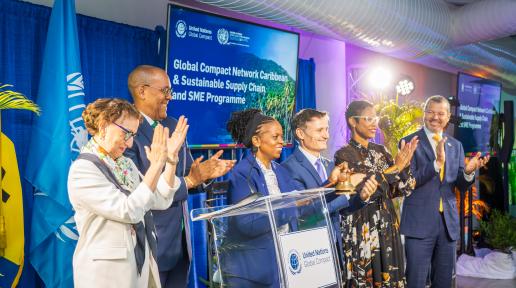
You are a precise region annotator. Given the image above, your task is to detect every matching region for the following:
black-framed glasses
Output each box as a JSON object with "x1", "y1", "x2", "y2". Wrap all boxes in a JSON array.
[
  {"x1": 352, "y1": 116, "x2": 380, "y2": 124},
  {"x1": 113, "y1": 122, "x2": 137, "y2": 141},
  {"x1": 144, "y1": 84, "x2": 172, "y2": 96}
]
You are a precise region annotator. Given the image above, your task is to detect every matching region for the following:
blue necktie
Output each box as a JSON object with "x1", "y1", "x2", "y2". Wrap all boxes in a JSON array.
[{"x1": 315, "y1": 158, "x2": 327, "y2": 182}]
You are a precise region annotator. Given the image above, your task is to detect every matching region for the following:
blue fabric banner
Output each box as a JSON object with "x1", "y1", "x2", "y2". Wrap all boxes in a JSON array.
[{"x1": 24, "y1": 0, "x2": 87, "y2": 287}]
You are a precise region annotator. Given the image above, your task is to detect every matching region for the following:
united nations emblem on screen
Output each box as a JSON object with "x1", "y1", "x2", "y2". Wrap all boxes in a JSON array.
[
  {"x1": 217, "y1": 28, "x2": 229, "y2": 45},
  {"x1": 288, "y1": 250, "x2": 302, "y2": 275},
  {"x1": 176, "y1": 20, "x2": 187, "y2": 38}
]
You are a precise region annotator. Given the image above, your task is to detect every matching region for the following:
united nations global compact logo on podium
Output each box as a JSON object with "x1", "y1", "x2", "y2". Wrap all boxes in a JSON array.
[
  {"x1": 288, "y1": 249, "x2": 302, "y2": 275},
  {"x1": 175, "y1": 20, "x2": 187, "y2": 38},
  {"x1": 217, "y1": 28, "x2": 229, "y2": 45}
]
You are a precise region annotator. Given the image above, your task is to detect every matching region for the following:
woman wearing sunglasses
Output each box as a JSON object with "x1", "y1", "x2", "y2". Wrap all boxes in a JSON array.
[
  {"x1": 335, "y1": 100, "x2": 419, "y2": 287},
  {"x1": 68, "y1": 98, "x2": 188, "y2": 288}
]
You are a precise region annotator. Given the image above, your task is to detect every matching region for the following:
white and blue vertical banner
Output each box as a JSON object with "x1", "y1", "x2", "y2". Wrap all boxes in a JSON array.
[{"x1": 25, "y1": 0, "x2": 87, "y2": 287}]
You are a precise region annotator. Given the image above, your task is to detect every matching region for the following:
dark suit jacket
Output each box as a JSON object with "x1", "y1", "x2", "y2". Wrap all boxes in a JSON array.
[
  {"x1": 223, "y1": 153, "x2": 299, "y2": 287},
  {"x1": 125, "y1": 116, "x2": 193, "y2": 272},
  {"x1": 400, "y1": 128, "x2": 474, "y2": 240},
  {"x1": 281, "y1": 147, "x2": 364, "y2": 265}
]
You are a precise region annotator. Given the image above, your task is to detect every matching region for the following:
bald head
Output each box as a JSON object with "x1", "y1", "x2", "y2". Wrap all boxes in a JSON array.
[
  {"x1": 128, "y1": 65, "x2": 167, "y2": 99},
  {"x1": 128, "y1": 65, "x2": 172, "y2": 120}
]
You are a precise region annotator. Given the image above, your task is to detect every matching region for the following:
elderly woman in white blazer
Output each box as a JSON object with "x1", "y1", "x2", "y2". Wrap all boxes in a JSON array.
[{"x1": 68, "y1": 98, "x2": 189, "y2": 288}]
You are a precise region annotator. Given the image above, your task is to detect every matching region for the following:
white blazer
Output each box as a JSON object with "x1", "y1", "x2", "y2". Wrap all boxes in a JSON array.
[{"x1": 68, "y1": 157, "x2": 180, "y2": 288}]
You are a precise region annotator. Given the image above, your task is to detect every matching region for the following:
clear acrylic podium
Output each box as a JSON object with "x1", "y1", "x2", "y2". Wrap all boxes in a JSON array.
[{"x1": 191, "y1": 188, "x2": 342, "y2": 288}]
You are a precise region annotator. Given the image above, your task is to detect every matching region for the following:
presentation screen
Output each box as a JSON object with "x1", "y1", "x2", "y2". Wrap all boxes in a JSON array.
[
  {"x1": 455, "y1": 72, "x2": 501, "y2": 155},
  {"x1": 166, "y1": 5, "x2": 299, "y2": 147}
]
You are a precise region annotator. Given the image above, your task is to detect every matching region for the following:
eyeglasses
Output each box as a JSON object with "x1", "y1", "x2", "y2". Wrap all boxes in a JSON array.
[
  {"x1": 352, "y1": 116, "x2": 380, "y2": 124},
  {"x1": 144, "y1": 84, "x2": 172, "y2": 96},
  {"x1": 425, "y1": 110, "x2": 449, "y2": 118},
  {"x1": 112, "y1": 122, "x2": 137, "y2": 141}
]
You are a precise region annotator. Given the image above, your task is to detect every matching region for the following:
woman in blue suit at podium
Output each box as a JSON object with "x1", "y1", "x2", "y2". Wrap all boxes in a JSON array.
[
  {"x1": 223, "y1": 109, "x2": 297, "y2": 287},
  {"x1": 222, "y1": 109, "x2": 375, "y2": 287}
]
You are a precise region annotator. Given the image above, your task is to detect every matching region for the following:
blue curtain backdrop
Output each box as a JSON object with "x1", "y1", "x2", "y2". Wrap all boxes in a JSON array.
[
  {"x1": 0, "y1": 0, "x2": 316, "y2": 286},
  {"x1": 0, "y1": 0, "x2": 162, "y2": 286}
]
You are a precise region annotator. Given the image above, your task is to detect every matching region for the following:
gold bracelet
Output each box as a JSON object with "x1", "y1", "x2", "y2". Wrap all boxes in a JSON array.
[
  {"x1": 383, "y1": 165, "x2": 400, "y2": 174},
  {"x1": 184, "y1": 176, "x2": 195, "y2": 188},
  {"x1": 167, "y1": 157, "x2": 179, "y2": 165}
]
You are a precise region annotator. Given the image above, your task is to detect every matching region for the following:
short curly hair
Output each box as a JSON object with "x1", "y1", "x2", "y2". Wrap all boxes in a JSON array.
[{"x1": 82, "y1": 98, "x2": 141, "y2": 136}]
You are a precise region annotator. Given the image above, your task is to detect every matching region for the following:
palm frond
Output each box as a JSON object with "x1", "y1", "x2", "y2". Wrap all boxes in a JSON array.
[{"x1": 0, "y1": 84, "x2": 40, "y2": 115}]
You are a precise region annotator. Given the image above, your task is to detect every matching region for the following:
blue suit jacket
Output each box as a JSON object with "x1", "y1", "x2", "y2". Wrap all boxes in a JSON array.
[
  {"x1": 223, "y1": 153, "x2": 299, "y2": 287},
  {"x1": 125, "y1": 117, "x2": 193, "y2": 272},
  {"x1": 281, "y1": 148, "x2": 364, "y2": 264},
  {"x1": 400, "y1": 128, "x2": 474, "y2": 240}
]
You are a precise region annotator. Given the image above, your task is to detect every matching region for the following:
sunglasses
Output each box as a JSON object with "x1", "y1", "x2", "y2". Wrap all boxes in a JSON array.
[
  {"x1": 113, "y1": 122, "x2": 137, "y2": 141},
  {"x1": 352, "y1": 116, "x2": 380, "y2": 124}
]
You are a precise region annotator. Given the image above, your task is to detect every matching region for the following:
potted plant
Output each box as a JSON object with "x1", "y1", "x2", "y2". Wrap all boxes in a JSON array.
[{"x1": 479, "y1": 209, "x2": 516, "y2": 253}]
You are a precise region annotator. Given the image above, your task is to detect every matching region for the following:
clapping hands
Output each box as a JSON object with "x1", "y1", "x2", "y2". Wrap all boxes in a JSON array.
[
  {"x1": 395, "y1": 136, "x2": 419, "y2": 170},
  {"x1": 167, "y1": 116, "x2": 189, "y2": 163},
  {"x1": 464, "y1": 152, "x2": 490, "y2": 175},
  {"x1": 185, "y1": 150, "x2": 236, "y2": 189},
  {"x1": 359, "y1": 175, "x2": 378, "y2": 201},
  {"x1": 145, "y1": 123, "x2": 169, "y2": 169},
  {"x1": 145, "y1": 116, "x2": 190, "y2": 168},
  {"x1": 435, "y1": 137, "x2": 447, "y2": 168}
]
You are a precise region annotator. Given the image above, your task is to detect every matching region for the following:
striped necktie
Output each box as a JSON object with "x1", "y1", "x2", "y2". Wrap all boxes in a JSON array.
[{"x1": 315, "y1": 158, "x2": 327, "y2": 182}]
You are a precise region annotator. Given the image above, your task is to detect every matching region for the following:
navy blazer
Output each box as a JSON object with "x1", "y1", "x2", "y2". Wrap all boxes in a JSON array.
[
  {"x1": 223, "y1": 153, "x2": 299, "y2": 287},
  {"x1": 124, "y1": 116, "x2": 193, "y2": 271},
  {"x1": 400, "y1": 128, "x2": 474, "y2": 240},
  {"x1": 281, "y1": 148, "x2": 364, "y2": 265}
]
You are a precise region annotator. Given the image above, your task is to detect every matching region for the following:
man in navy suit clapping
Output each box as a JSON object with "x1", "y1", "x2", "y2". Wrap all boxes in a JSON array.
[{"x1": 401, "y1": 95, "x2": 489, "y2": 288}]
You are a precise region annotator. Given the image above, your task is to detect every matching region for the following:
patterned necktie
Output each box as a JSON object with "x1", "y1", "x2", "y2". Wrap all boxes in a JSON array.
[
  {"x1": 432, "y1": 134, "x2": 445, "y2": 212},
  {"x1": 151, "y1": 120, "x2": 159, "y2": 129},
  {"x1": 315, "y1": 158, "x2": 327, "y2": 182}
]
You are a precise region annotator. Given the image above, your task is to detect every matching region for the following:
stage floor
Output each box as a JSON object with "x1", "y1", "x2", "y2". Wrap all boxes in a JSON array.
[{"x1": 457, "y1": 275, "x2": 516, "y2": 288}]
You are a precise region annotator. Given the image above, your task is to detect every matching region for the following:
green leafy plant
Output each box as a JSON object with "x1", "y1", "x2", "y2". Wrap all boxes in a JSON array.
[
  {"x1": 0, "y1": 84, "x2": 40, "y2": 114},
  {"x1": 376, "y1": 99, "x2": 423, "y2": 157},
  {"x1": 479, "y1": 209, "x2": 516, "y2": 252}
]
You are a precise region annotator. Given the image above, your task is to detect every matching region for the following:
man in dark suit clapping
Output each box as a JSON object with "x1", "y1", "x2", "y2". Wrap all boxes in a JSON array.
[
  {"x1": 401, "y1": 95, "x2": 489, "y2": 288},
  {"x1": 124, "y1": 65, "x2": 234, "y2": 288}
]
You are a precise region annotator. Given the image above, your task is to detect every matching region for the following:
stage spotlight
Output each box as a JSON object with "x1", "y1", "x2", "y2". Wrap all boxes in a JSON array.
[
  {"x1": 396, "y1": 77, "x2": 415, "y2": 96},
  {"x1": 447, "y1": 96, "x2": 460, "y2": 107},
  {"x1": 369, "y1": 67, "x2": 392, "y2": 90}
]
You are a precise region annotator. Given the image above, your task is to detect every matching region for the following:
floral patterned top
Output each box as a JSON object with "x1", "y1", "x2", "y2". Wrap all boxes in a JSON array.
[
  {"x1": 82, "y1": 139, "x2": 140, "y2": 191},
  {"x1": 334, "y1": 139, "x2": 415, "y2": 288}
]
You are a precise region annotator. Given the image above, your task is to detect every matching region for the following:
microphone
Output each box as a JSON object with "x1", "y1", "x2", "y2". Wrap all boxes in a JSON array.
[{"x1": 237, "y1": 154, "x2": 261, "y2": 205}]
